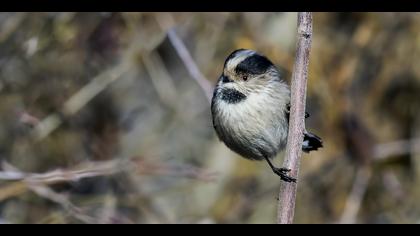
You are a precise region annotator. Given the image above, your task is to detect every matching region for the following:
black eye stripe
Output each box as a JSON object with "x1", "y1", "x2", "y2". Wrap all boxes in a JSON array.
[{"x1": 235, "y1": 54, "x2": 273, "y2": 75}]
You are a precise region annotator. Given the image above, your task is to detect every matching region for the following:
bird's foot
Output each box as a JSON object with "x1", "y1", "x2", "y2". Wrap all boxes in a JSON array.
[{"x1": 273, "y1": 168, "x2": 296, "y2": 183}]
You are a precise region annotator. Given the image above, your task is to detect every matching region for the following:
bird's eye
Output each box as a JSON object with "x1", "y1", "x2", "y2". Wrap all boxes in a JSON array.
[{"x1": 242, "y1": 75, "x2": 248, "y2": 81}]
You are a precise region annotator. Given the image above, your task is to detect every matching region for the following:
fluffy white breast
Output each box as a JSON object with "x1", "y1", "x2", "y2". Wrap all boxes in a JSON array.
[{"x1": 215, "y1": 81, "x2": 290, "y2": 143}]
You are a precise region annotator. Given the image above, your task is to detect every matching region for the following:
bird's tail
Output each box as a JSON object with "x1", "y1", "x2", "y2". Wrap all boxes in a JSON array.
[{"x1": 302, "y1": 131, "x2": 323, "y2": 153}]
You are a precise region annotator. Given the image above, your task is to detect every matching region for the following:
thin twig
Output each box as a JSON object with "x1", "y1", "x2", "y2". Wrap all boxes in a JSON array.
[
  {"x1": 167, "y1": 28, "x2": 213, "y2": 102},
  {"x1": 133, "y1": 159, "x2": 218, "y2": 182},
  {"x1": 30, "y1": 63, "x2": 129, "y2": 141},
  {"x1": 25, "y1": 160, "x2": 128, "y2": 185},
  {"x1": 141, "y1": 51, "x2": 178, "y2": 107},
  {"x1": 381, "y1": 170, "x2": 405, "y2": 202},
  {"x1": 277, "y1": 12, "x2": 313, "y2": 224},
  {"x1": 373, "y1": 138, "x2": 420, "y2": 161},
  {"x1": 0, "y1": 159, "x2": 217, "y2": 184},
  {"x1": 0, "y1": 158, "x2": 217, "y2": 202},
  {"x1": 337, "y1": 137, "x2": 420, "y2": 224},
  {"x1": 29, "y1": 184, "x2": 99, "y2": 224},
  {"x1": 339, "y1": 166, "x2": 372, "y2": 224}
]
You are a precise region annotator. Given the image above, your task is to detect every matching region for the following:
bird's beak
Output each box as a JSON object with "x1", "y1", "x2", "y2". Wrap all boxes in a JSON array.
[{"x1": 221, "y1": 75, "x2": 232, "y2": 83}]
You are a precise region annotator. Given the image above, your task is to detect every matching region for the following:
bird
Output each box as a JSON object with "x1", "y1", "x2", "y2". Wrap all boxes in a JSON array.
[{"x1": 211, "y1": 49, "x2": 322, "y2": 183}]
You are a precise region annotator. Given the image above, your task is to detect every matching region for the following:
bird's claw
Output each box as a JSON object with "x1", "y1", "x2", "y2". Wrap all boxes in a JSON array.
[{"x1": 273, "y1": 168, "x2": 296, "y2": 183}]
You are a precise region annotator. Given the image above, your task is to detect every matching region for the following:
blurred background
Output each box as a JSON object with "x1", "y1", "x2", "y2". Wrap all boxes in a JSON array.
[{"x1": 0, "y1": 12, "x2": 419, "y2": 224}]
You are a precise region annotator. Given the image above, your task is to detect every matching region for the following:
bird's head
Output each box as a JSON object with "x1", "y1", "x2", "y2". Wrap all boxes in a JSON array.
[{"x1": 218, "y1": 49, "x2": 283, "y2": 97}]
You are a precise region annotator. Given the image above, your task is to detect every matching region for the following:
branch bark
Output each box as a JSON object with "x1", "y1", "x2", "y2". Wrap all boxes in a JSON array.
[{"x1": 277, "y1": 12, "x2": 313, "y2": 224}]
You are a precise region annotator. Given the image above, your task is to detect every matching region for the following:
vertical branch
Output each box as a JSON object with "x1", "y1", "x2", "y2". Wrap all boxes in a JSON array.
[{"x1": 277, "y1": 12, "x2": 313, "y2": 224}]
